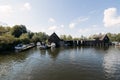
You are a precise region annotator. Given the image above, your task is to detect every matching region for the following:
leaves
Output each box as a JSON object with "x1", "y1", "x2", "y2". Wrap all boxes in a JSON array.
[{"x1": 11, "y1": 25, "x2": 27, "y2": 38}]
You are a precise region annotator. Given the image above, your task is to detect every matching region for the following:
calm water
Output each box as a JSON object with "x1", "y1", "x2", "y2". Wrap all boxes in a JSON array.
[{"x1": 0, "y1": 46, "x2": 120, "y2": 80}]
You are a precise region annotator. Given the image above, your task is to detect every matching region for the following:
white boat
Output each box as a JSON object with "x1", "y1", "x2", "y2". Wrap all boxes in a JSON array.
[
  {"x1": 15, "y1": 44, "x2": 26, "y2": 50},
  {"x1": 51, "y1": 42, "x2": 56, "y2": 48},
  {"x1": 36, "y1": 42, "x2": 41, "y2": 46},
  {"x1": 39, "y1": 45, "x2": 51, "y2": 50}
]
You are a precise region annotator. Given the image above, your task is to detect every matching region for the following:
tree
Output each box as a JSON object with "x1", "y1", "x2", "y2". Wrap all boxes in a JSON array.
[
  {"x1": 11, "y1": 25, "x2": 27, "y2": 38},
  {"x1": 19, "y1": 33, "x2": 30, "y2": 44},
  {"x1": 116, "y1": 33, "x2": 120, "y2": 42},
  {"x1": 31, "y1": 33, "x2": 40, "y2": 43},
  {"x1": 0, "y1": 26, "x2": 6, "y2": 33},
  {"x1": 28, "y1": 32, "x2": 34, "y2": 39},
  {"x1": 60, "y1": 35, "x2": 67, "y2": 40},
  {"x1": 0, "y1": 33, "x2": 15, "y2": 51},
  {"x1": 0, "y1": 33, "x2": 15, "y2": 44},
  {"x1": 73, "y1": 37, "x2": 80, "y2": 40},
  {"x1": 67, "y1": 35, "x2": 72, "y2": 40},
  {"x1": 0, "y1": 26, "x2": 11, "y2": 35},
  {"x1": 31, "y1": 32, "x2": 49, "y2": 43}
]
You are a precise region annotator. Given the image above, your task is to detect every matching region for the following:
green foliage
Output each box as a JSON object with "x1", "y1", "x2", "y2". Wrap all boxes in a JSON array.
[
  {"x1": 0, "y1": 26, "x2": 11, "y2": 35},
  {"x1": 0, "y1": 34, "x2": 15, "y2": 44},
  {"x1": 60, "y1": 35, "x2": 73, "y2": 40},
  {"x1": 31, "y1": 32, "x2": 49, "y2": 43},
  {"x1": 0, "y1": 34, "x2": 15, "y2": 51},
  {"x1": 67, "y1": 35, "x2": 73, "y2": 40},
  {"x1": 11, "y1": 25, "x2": 27, "y2": 38},
  {"x1": 28, "y1": 32, "x2": 34, "y2": 39},
  {"x1": 31, "y1": 33, "x2": 40, "y2": 43},
  {"x1": 0, "y1": 26, "x2": 6, "y2": 33},
  {"x1": 0, "y1": 25, "x2": 50, "y2": 51},
  {"x1": 19, "y1": 33, "x2": 30, "y2": 44},
  {"x1": 60, "y1": 35, "x2": 67, "y2": 40},
  {"x1": 0, "y1": 24, "x2": 120, "y2": 52},
  {"x1": 73, "y1": 38, "x2": 81, "y2": 40},
  {"x1": 60, "y1": 35, "x2": 88, "y2": 41},
  {"x1": 107, "y1": 33, "x2": 120, "y2": 42}
]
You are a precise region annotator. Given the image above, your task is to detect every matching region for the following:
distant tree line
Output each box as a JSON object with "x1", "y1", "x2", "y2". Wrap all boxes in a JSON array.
[
  {"x1": 106, "y1": 33, "x2": 120, "y2": 42},
  {"x1": 88, "y1": 33, "x2": 120, "y2": 42}
]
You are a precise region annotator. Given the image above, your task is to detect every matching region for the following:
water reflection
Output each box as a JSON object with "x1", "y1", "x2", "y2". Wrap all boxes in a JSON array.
[
  {"x1": 0, "y1": 48, "x2": 36, "y2": 80},
  {"x1": 0, "y1": 47, "x2": 120, "y2": 80},
  {"x1": 103, "y1": 47, "x2": 120, "y2": 79},
  {"x1": 47, "y1": 48, "x2": 60, "y2": 59}
]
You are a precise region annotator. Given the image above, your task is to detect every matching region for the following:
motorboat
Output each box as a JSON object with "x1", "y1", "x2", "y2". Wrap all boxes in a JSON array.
[{"x1": 15, "y1": 44, "x2": 26, "y2": 50}]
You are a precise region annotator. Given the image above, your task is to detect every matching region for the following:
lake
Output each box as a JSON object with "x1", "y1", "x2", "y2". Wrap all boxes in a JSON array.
[{"x1": 0, "y1": 46, "x2": 120, "y2": 80}]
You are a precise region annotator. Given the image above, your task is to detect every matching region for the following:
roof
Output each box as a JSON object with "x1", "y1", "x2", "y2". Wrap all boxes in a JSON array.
[
  {"x1": 48, "y1": 32, "x2": 61, "y2": 42},
  {"x1": 93, "y1": 34, "x2": 108, "y2": 41}
]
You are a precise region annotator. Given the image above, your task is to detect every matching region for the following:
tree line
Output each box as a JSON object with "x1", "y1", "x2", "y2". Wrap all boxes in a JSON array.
[
  {"x1": 0, "y1": 25, "x2": 120, "y2": 51},
  {"x1": 0, "y1": 25, "x2": 49, "y2": 51},
  {"x1": 60, "y1": 33, "x2": 120, "y2": 42}
]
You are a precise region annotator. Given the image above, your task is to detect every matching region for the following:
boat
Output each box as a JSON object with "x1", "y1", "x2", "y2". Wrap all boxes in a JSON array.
[
  {"x1": 15, "y1": 44, "x2": 26, "y2": 50},
  {"x1": 36, "y1": 42, "x2": 41, "y2": 46},
  {"x1": 39, "y1": 45, "x2": 51, "y2": 50},
  {"x1": 115, "y1": 43, "x2": 120, "y2": 47},
  {"x1": 112, "y1": 42, "x2": 120, "y2": 46},
  {"x1": 15, "y1": 43, "x2": 35, "y2": 51},
  {"x1": 51, "y1": 42, "x2": 56, "y2": 48}
]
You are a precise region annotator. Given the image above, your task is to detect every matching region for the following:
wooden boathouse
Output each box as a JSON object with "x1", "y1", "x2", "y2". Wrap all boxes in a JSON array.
[
  {"x1": 48, "y1": 33, "x2": 111, "y2": 47},
  {"x1": 48, "y1": 32, "x2": 62, "y2": 47}
]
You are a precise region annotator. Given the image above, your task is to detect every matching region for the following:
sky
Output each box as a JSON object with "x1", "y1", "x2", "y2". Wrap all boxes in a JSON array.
[{"x1": 0, "y1": 0, "x2": 120, "y2": 37}]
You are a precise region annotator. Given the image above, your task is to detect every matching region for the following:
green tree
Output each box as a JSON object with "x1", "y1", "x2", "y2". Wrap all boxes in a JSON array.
[
  {"x1": 31, "y1": 32, "x2": 49, "y2": 43},
  {"x1": 19, "y1": 33, "x2": 30, "y2": 44},
  {"x1": 0, "y1": 26, "x2": 11, "y2": 35},
  {"x1": 0, "y1": 33, "x2": 15, "y2": 51},
  {"x1": 28, "y1": 32, "x2": 34, "y2": 39},
  {"x1": 11, "y1": 25, "x2": 27, "y2": 38},
  {"x1": 60, "y1": 35, "x2": 67, "y2": 40},
  {"x1": 67, "y1": 35, "x2": 72, "y2": 40},
  {"x1": 73, "y1": 37, "x2": 80, "y2": 40}
]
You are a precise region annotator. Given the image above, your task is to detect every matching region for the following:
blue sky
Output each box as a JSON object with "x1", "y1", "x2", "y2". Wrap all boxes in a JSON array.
[{"x1": 0, "y1": 0, "x2": 120, "y2": 37}]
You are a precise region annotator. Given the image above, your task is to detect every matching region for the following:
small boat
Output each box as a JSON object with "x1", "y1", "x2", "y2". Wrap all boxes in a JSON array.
[
  {"x1": 15, "y1": 43, "x2": 35, "y2": 52},
  {"x1": 36, "y1": 42, "x2": 41, "y2": 46},
  {"x1": 39, "y1": 45, "x2": 51, "y2": 50},
  {"x1": 115, "y1": 43, "x2": 120, "y2": 47},
  {"x1": 51, "y1": 42, "x2": 56, "y2": 48},
  {"x1": 15, "y1": 44, "x2": 26, "y2": 50}
]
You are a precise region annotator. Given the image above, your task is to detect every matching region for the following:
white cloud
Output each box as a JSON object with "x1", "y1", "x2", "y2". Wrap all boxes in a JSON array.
[
  {"x1": 69, "y1": 17, "x2": 88, "y2": 29},
  {"x1": 78, "y1": 17, "x2": 89, "y2": 23},
  {"x1": 69, "y1": 23, "x2": 76, "y2": 29},
  {"x1": 103, "y1": 8, "x2": 120, "y2": 27},
  {"x1": 48, "y1": 25, "x2": 57, "y2": 30},
  {"x1": 60, "y1": 24, "x2": 64, "y2": 28},
  {"x1": 0, "y1": 5, "x2": 13, "y2": 18},
  {"x1": 48, "y1": 18, "x2": 56, "y2": 23},
  {"x1": 78, "y1": 25, "x2": 103, "y2": 36},
  {"x1": 21, "y1": 2, "x2": 31, "y2": 11}
]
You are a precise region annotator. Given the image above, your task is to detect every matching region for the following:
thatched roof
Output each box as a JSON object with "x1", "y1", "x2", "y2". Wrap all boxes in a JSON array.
[{"x1": 93, "y1": 34, "x2": 108, "y2": 41}]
